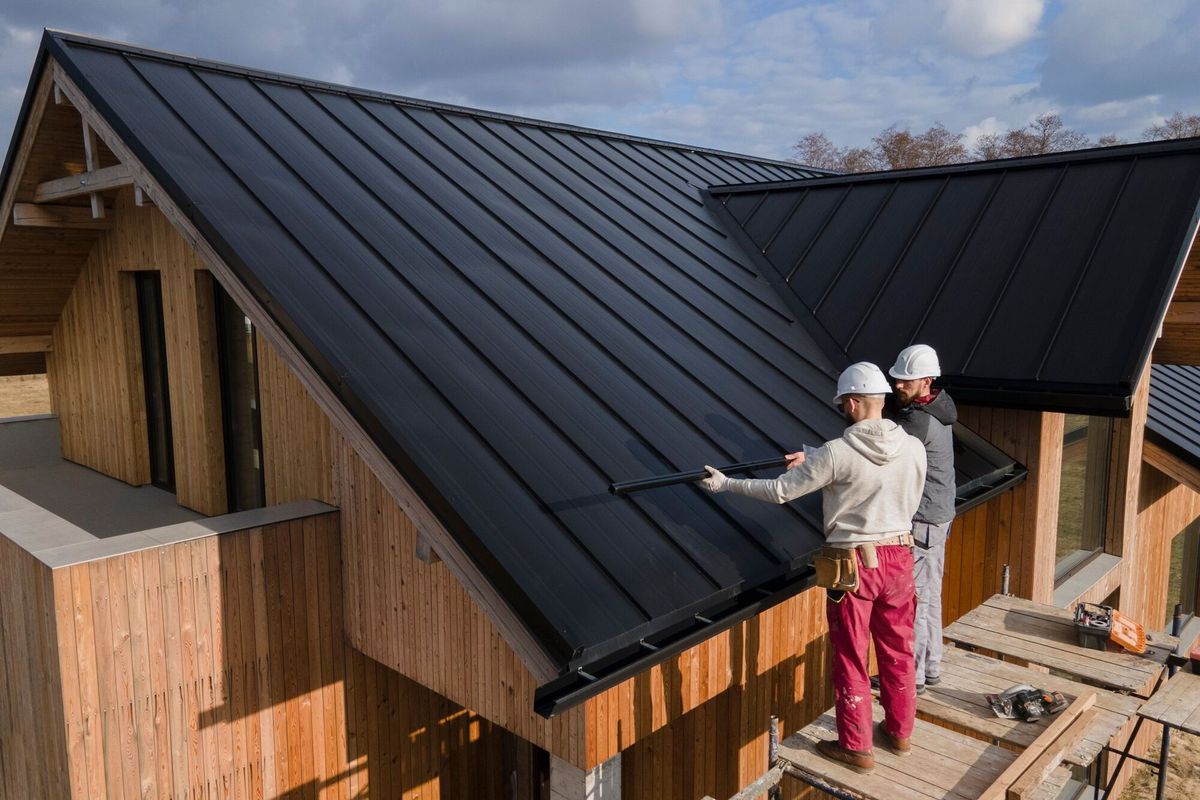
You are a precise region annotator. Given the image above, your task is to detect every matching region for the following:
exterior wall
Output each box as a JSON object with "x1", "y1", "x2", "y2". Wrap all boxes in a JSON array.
[
  {"x1": 1131, "y1": 463, "x2": 1200, "y2": 628},
  {"x1": 1154, "y1": 241, "x2": 1200, "y2": 364},
  {"x1": 615, "y1": 589, "x2": 829, "y2": 800},
  {"x1": 945, "y1": 407, "x2": 1063, "y2": 614},
  {"x1": 47, "y1": 189, "x2": 227, "y2": 514},
  {"x1": 5, "y1": 513, "x2": 524, "y2": 800},
  {"x1": 333, "y1": 430, "x2": 587, "y2": 763},
  {"x1": 0, "y1": 533, "x2": 70, "y2": 799}
]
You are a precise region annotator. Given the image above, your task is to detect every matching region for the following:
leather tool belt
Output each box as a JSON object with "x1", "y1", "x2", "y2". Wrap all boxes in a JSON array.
[{"x1": 814, "y1": 533, "x2": 915, "y2": 593}]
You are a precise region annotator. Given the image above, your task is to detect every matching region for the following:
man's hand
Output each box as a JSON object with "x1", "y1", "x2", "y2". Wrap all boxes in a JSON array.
[
  {"x1": 784, "y1": 451, "x2": 806, "y2": 469},
  {"x1": 697, "y1": 465, "x2": 728, "y2": 493}
]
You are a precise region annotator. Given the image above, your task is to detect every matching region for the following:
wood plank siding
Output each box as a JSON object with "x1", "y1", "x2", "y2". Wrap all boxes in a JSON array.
[
  {"x1": 2, "y1": 514, "x2": 529, "y2": 800},
  {"x1": 946, "y1": 407, "x2": 1064, "y2": 612},
  {"x1": 0, "y1": 534, "x2": 70, "y2": 799},
  {"x1": 48, "y1": 188, "x2": 226, "y2": 514},
  {"x1": 1154, "y1": 239, "x2": 1200, "y2": 364},
  {"x1": 1131, "y1": 464, "x2": 1200, "y2": 628}
]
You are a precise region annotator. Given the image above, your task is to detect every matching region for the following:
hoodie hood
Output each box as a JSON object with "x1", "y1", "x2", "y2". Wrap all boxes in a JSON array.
[
  {"x1": 842, "y1": 419, "x2": 911, "y2": 465},
  {"x1": 921, "y1": 390, "x2": 958, "y2": 425}
]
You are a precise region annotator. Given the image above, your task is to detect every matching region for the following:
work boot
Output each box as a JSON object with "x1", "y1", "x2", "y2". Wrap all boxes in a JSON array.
[
  {"x1": 877, "y1": 721, "x2": 911, "y2": 756},
  {"x1": 925, "y1": 674, "x2": 941, "y2": 686},
  {"x1": 815, "y1": 739, "x2": 875, "y2": 773}
]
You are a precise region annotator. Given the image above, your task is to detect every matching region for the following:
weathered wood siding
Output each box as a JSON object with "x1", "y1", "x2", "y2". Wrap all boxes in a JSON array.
[
  {"x1": 48, "y1": 189, "x2": 227, "y2": 514},
  {"x1": 1154, "y1": 239, "x2": 1200, "y2": 364},
  {"x1": 945, "y1": 407, "x2": 1064, "y2": 614},
  {"x1": 256, "y1": 338, "x2": 335, "y2": 507},
  {"x1": 1131, "y1": 463, "x2": 1200, "y2": 628},
  {"x1": 333, "y1": 431, "x2": 587, "y2": 766},
  {"x1": 26, "y1": 513, "x2": 522, "y2": 800},
  {"x1": 0, "y1": 533, "x2": 70, "y2": 800},
  {"x1": 614, "y1": 588, "x2": 830, "y2": 799}
]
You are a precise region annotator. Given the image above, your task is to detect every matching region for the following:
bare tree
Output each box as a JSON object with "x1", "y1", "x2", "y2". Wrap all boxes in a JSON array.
[
  {"x1": 791, "y1": 132, "x2": 857, "y2": 172},
  {"x1": 872, "y1": 124, "x2": 968, "y2": 170},
  {"x1": 972, "y1": 113, "x2": 1092, "y2": 160},
  {"x1": 1096, "y1": 134, "x2": 1125, "y2": 147},
  {"x1": 793, "y1": 123, "x2": 966, "y2": 173},
  {"x1": 1144, "y1": 112, "x2": 1200, "y2": 140}
]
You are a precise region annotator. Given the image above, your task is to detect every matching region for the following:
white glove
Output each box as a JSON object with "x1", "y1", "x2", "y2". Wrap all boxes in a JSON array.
[{"x1": 697, "y1": 465, "x2": 728, "y2": 493}]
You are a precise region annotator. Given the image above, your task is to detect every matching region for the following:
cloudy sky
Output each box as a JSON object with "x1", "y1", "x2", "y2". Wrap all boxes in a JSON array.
[{"x1": 2, "y1": 0, "x2": 1198, "y2": 161}]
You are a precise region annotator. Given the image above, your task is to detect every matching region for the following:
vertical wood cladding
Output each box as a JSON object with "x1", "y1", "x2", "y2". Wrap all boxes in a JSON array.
[
  {"x1": 22, "y1": 514, "x2": 520, "y2": 800},
  {"x1": 48, "y1": 189, "x2": 226, "y2": 514},
  {"x1": 1153, "y1": 243, "x2": 1200, "y2": 364},
  {"x1": 333, "y1": 430, "x2": 586, "y2": 767},
  {"x1": 0, "y1": 534, "x2": 70, "y2": 800},
  {"x1": 944, "y1": 407, "x2": 1063, "y2": 617},
  {"x1": 256, "y1": 337, "x2": 335, "y2": 507},
  {"x1": 1132, "y1": 464, "x2": 1200, "y2": 628},
  {"x1": 613, "y1": 588, "x2": 831, "y2": 799}
]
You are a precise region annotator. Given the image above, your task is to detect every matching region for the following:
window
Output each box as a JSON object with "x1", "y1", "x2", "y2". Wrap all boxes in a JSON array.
[
  {"x1": 1055, "y1": 415, "x2": 1114, "y2": 583},
  {"x1": 214, "y1": 282, "x2": 265, "y2": 512},
  {"x1": 1165, "y1": 518, "x2": 1200, "y2": 629},
  {"x1": 134, "y1": 272, "x2": 175, "y2": 491}
]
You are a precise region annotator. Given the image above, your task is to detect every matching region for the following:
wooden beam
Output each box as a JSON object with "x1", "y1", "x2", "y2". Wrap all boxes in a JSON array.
[
  {"x1": 33, "y1": 164, "x2": 133, "y2": 203},
  {"x1": 81, "y1": 120, "x2": 104, "y2": 219},
  {"x1": 1006, "y1": 708, "x2": 1100, "y2": 799},
  {"x1": 12, "y1": 202, "x2": 110, "y2": 230},
  {"x1": 0, "y1": 336, "x2": 52, "y2": 354},
  {"x1": 976, "y1": 692, "x2": 1097, "y2": 800},
  {"x1": 53, "y1": 81, "x2": 72, "y2": 107},
  {"x1": 1144, "y1": 438, "x2": 1200, "y2": 496},
  {"x1": 49, "y1": 60, "x2": 562, "y2": 684}
]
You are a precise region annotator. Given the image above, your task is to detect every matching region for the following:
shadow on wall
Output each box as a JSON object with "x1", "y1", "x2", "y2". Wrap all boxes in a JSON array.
[
  {"x1": 620, "y1": 591, "x2": 832, "y2": 800},
  {"x1": 194, "y1": 514, "x2": 538, "y2": 799},
  {"x1": 50, "y1": 510, "x2": 536, "y2": 800}
]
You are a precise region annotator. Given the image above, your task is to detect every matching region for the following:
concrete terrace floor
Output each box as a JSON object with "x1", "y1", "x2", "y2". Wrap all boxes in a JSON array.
[{"x1": 0, "y1": 415, "x2": 202, "y2": 540}]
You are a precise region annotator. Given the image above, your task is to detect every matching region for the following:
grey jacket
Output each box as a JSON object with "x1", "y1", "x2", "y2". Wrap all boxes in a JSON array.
[{"x1": 895, "y1": 390, "x2": 957, "y2": 524}]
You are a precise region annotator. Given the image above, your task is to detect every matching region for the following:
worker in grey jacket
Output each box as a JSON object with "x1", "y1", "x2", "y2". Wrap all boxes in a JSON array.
[{"x1": 889, "y1": 344, "x2": 957, "y2": 694}]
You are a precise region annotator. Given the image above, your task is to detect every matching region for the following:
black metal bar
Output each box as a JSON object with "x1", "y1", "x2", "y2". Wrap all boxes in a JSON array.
[
  {"x1": 1155, "y1": 605, "x2": 1184, "y2": 800},
  {"x1": 1102, "y1": 664, "x2": 1170, "y2": 797},
  {"x1": 609, "y1": 456, "x2": 790, "y2": 495},
  {"x1": 1099, "y1": 746, "x2": 1163, "y2": 769}
]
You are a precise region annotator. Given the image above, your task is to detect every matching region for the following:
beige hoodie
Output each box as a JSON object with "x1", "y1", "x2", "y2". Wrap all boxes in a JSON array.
[{"x1": 721, "y1": 419, "x2": 927, "y2": 547}]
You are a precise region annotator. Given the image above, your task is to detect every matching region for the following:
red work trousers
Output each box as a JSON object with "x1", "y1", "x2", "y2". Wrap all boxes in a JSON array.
[{"x1": 826, "y1": 544, "x2": 916, "y2": 752}]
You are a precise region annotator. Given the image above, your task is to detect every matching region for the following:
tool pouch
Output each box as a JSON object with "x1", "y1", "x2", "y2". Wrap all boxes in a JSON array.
[
  {"x1": 814, "y1": 547, "x2": 859, "y2": 593},
  {"x1": 858, "y1": 542, "x2": 880, "y2": 569}
]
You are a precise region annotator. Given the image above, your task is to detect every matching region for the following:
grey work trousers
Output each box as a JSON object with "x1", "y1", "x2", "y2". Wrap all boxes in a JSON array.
[{"x1": 912, "y1": 520, "x2": 951, "y2": 686}]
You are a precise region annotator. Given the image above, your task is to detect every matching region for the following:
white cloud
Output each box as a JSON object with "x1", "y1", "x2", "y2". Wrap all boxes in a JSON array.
[{"x1": 940, "y1": 0, "x2": 1043, "y2": 57}]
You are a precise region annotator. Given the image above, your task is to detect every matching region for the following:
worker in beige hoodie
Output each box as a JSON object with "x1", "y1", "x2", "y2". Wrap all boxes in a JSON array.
[{"x1": 698, "y1": 362, "x2": 926, "y2": 773}]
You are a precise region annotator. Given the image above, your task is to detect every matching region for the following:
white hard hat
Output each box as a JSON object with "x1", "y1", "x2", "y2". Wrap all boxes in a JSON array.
[
  {"x1": 889, "y1": 344, "x2": 941, "y2": 380},
  {"x1": 833, "y1": 362, "x2": 892, "y2": 402}
]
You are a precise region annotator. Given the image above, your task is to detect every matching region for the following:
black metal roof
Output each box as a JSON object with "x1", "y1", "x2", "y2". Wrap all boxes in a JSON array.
[
  {"x1": 32, "y1": 31, "x2": 1025, "y2": 713},
  {"x1": 1148, "y1": 364, "x2": 1200, "y2": 470},
  {"x1": 709, "y1": 143, "x2": 1200, "y2": 414}
]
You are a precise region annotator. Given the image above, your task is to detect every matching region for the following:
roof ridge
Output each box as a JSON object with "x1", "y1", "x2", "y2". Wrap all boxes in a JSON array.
[
  {"x1": 44, "y1": 28, "x2": 827, "y2": 175},
  {"x1": 708, "y1": 135, "x2": 1200, "y2": 194}
]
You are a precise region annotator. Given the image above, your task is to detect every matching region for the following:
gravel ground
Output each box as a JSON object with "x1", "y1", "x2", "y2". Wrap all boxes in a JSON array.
[{"x1": 0, "y1": 374, "x2": 50, "y2": 417}]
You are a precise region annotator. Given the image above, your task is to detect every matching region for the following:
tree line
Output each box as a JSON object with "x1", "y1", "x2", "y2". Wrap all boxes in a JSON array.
[{"x1": 794, "y1": 111, "x2": 1200, "y2": 173}]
